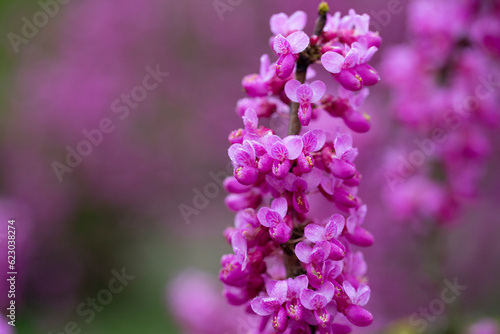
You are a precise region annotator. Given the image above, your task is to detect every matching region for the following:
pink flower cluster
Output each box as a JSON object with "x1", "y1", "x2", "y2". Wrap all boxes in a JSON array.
[
  {"x1": 381, "y1": 0, "x2": 500, "y2": 225},
  {"x1": 240, "y1": 8, "x2": 380, "y2": 133},
  {"x1": 219, "y1": 4, "x2": 381, "y2": 333}
]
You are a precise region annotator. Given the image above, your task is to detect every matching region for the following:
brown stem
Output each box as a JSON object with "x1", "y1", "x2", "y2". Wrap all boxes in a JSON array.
[
  {"x1": 288, "y1": 2, "x2": 329, "y2": 137},
  {"x1": 283, "y1": 2, "x2": 330, "y2": 280},
  {"x1": 313, "y1": 2, "x2": 329, "y2": 37},
  {"x1": 287, "y1": 61, "x2": 308, "y2": 136},
  {"x1": 282, "y1": 243, "x2": 307, "y2": 278}
]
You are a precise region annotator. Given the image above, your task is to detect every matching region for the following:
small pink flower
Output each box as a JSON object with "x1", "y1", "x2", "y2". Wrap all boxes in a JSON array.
[
  {"x1": 300, "y1": 282, "x2": 335, "y2": 327},
  {"x1": 251, "y1": 280, "x2": 289, "y2": 332},
  {"x1": 321, "y1": 48, "x2": 363, "y2": 91},
  {"x1": 273, "y1": 32, "x2": 310, "y2": 79},
  {"x1": 257, "y1": 197, "x2": 292, "y2": 243},
  {"x1": 285, "y1": 80, "x2": 326, "y2": 126},
  {"x1": 270, "y1": 11, "x2": 307, "y2": 37}
]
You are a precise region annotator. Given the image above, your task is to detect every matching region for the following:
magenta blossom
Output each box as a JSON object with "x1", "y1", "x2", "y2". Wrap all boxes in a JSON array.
[
  {"x1": 257, "y1": 197, "x2": 292, "y2": 243},
  {"x1": 285, "y1": 80, "x2": 326, "y2": 126},
  {"x1": 251, "y1": 280, "x2": 288, "y2": 332},
  {"x1": 300, "y1": 281, "x2": 335, "y2": 327},
  {"x1": 228, "y1": 140, "x2": 259, "y2": 185},
  {"x1": 217, "y1": 5, "x2": 381, "y2": 333},
  {"x1": 296, "y1": 241, "x2": 332, "y2": 269},
  {"x1": 284, "y1": 167, "x2": 322, "y2": 214},
  {"x1": 242, "y1": 54, "x2": 275, "y2": 97},
  {"x1": 342, "y1": 281, "x2": 370, "y2": 306},
  {"x1": 242, "y1": 54, "x2": 286, "y2": 98},
  {"x1": 236, "y1": 96, "x2": 289, "y2": 119},
  {"x1": 265, "y1": 135, "x2": 303, "y2": 179},
  {"x1": 321, "y1": 48, "x2": 363, "y2": 91},
  {"x1": 230, "y1": 230, "x2": 248, "y2": 270},
  {"x1": 273, "y1": 32, "x2": 310, "y2": 79},
  {"x1": 345, "y1": 205, "x2": 373, "y2": 247},
  {"x1": 297, "y1": 129, "x2": 326, "y2": 173},
  {"x1": 304, "y1": 214, "x2": 347, "y2": 260},
  {"x1": 349, "y1": 39, "x2": 380, "y2": 86},
  {"x1": 324, "y1": 133, "x2": 358, "y2": 180},
  {"x1": 319, "y1": 86, "x2": 371, "y2": 133},
  {"x1": 338, "y1": 87, "x2": 371, "y2": 132},
  {"x1": 270, "y1": 11, "x2": 307, "y2": 37},
  {"x1": 285, "y1": 275, "x2": 309, "y2": 321}
]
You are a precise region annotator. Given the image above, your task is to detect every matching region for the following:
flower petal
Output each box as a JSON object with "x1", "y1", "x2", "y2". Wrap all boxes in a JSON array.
[
  {"x1": 287, "y1": 31, "x2": 309, "y2": 54},
  {"x1": 334, "y1": 133, "x2": 353, "y2": 158},
  {"x1": 270, "y1": 141, "x2": 289, "y2": 161},
  {"x1": 276, "y1": 53, "x2": 295, "y2": 79},
  {"x1": 262, "y1": 135, "x2": 281, "y2": 153},
  {"x1": 304, "y1": 224, "x2": 326, "y2": 243},
  {"x1": 298, "y1": 103, "x2": 312, "y2": 126},
  {"x1": 283, "y1": 135, "x2": 304, "y2": 160},
  {"x1": 233, "y1": 148, "x2": 254, "y2": 167},
  {"x1": 345, "y1": 304, "x2": 373, "y2": 327},
  {"x1": 363, "y1": 46, "x2": 378, "y2": 63},
  {"x1": 234, "y1": 208, "x2": 258, "y2": 228},
  {"x1": 228, "y1": 143, "x2": 243, "y2": 165},
  {"x1": 231, "y1": 230, "x2": 247, "y2": 258},
  {"x1": 285, "y1": 79, "x2": 301, "y2": 102},
  {"x1": 312, "y1": 129, "x2": 326, "y2": 151},
  {"x1": 356, "y1": 283, "x2": 371, "y2": 306},
  {"x1": 243, "y1": 108, "x2": 258, "y2": 131},
  {"x1": 293, "y1": 189, "x2": 310, "y2": 214},
  {"x1": 295, "y1": 242, "x2": 312, "y2": 263},
  {"x1": 354, "y1": 13, "x2": 370, "y2": 35},
  {"x1": 346, "y1": 215, "x2": 357, "y2": 234},
  {"x1": 318, "y1": 281, "x2": 335, "y2": 303},
  {"x1": 309, "y1": 80, "x2": 326, "y2": 103},
  {"x1": 321, "y1": 51, "x2": 345, "y2": 74},
  {"x1": 257, "y1": 207, "x2": 272, "y2": 227},
  {"x1": 302, "y1": 130, "x2": 318, "y2": 153},
  {"x1": 270, "y1": 13, "x2": 288, "y2": 35},
  {"x1": 302, "y1": 167, "x2": 322, "y2": 189},
  {"x1": 284, "y1": 172, "x2": 298, "y2": 192},
  {"x1": 325, "y1": 214, "x2": 345, "y2": 239},
  {"x1": 259, "y1": 54, "x2": 271, "y2": 77},
  {"x1": 311, "y1": 241, "x2": 331, "y2": 263},
  {"x1": 296, "y1": 84, "x2": 313, "y2": 104},
  {"x1": 293, "y1": 275, "x2": 309, "y2": 294},
  {"x1": 273, "y1": 34, "x2": 291, "y2": 55},
  {"x1": 320, "y1": 174, "x2": 336, "y2": 195},
  {"x1": 267, "y1": 279, "x2": 288, "y2": 304},
  {"x1": 353, "y1": 88, "x2": 370, "y2": 109},
  {"x1": 273, "y1": 307, "x2": 289, "y2": 332},
  {"x1": 251, "y1": 297, "x2": 278, "y2": 316},
  {"x1": 336, "y1": 68, "x2": 363, "y2": 91},
  {"x1": 271, "y1": 197, "x2": 288, "y2": 218},
  {"x1": 271, "y1": 222, "x2": 292, "y2": 243},
  {"x1": 342, "y1": 281, "x2": 357, "y2": 303},
  {"x1": 288, "y1": 10, "x2": 307, "y2": 32},
  {"x1": 299, "y1": 289, "x2": 316, "y2": 310}
]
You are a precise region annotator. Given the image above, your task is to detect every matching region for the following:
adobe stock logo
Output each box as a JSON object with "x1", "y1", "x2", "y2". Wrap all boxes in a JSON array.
[
  {"x1": 407, "y1": 278, "x2": 467, "y2": 333},
  {"x1": 48, "y1": 268, "x2": 135, "y2": 334},
  {"x1": 178, "y1": 162, "x2": 234, "y2": 225},
  {"x1": 213, "y1": 0, "x2": 243, "y2": 21},
  {"x1": 7, "y1": 0, "x2": 72, "y2": 54}
]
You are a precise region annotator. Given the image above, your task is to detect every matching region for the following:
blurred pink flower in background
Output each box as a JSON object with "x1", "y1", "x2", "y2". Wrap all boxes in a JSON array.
[{"x1": 168, "y1": 269, "x2": 269, "y2": 334}]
